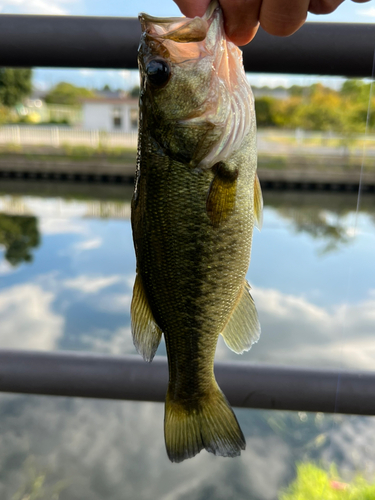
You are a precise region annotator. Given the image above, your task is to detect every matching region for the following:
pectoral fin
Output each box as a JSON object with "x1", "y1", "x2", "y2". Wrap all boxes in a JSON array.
[
  {"x1": 254, "y1": 174, "x2": 263, "y2": 230},
  {"x1": 206, "y1": 162, "x2": 238, "y2": 228},
  {"x1": 131, "y1": 273, "x2": 162, "y2": 362},
  {"x1": 220, "y1": 280, "x2": 260, "y2": 354}
]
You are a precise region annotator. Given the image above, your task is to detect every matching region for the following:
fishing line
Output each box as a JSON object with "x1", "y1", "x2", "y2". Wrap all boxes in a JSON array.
[
  {"x1": 323, "y1": 45, "x2": 375, "y2": 491},
  {"x1": 353, "y1": 50, "x2": 375, "y2": 230}
]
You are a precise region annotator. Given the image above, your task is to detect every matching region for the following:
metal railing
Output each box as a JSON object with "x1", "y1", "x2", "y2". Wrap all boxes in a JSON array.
[
  {"x1": 1, "y1": 350, "x2": 375, "y2": 415},
  {"x1": 0, "y1": 14, "x2": 374, "y2": 414},
  {"x1": 0, "y1": 15, "x2": 374, "y2": 76}
]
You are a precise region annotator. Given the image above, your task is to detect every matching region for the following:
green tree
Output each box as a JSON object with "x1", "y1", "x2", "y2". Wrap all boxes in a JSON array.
[
  {"x1": 45, "y1": 82, "x2": 95, "y2": 105},
  {"x1": 0, "y1": 68, "x2": 32, "y2": 107},
  {"x1": 130, "y1": 85, "x2": 140, "y2": 98},
  {"x1": 340, "y1": 79, "x2": 371, "y2": 102},
  {"x1": 254, "y1": 97, "x2": 277, "y2": 127},
  {"x1": 289, "y1": 84, "x2": 305, "y2": 97},
  {"x1": 0, "y1": 214, "x2": 40, "y2": 266},
  {"x1": 340, "y1": 80, "x2": 374, "y2": 133}
]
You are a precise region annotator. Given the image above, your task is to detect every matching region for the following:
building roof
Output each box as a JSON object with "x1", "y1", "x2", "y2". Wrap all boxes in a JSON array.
[
  {"x1": 81, "y1": 90, "x2": 138, "y2": 105},
  {"x1": 81, "y1": 97, "x2": 138, "y2": 105}
]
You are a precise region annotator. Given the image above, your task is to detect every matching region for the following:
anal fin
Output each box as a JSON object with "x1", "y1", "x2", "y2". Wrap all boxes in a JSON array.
[
  {"x1": 220, "y1": 280, "x2": 260, "y2": 354},
  {"x1": 131, "y1": 273, "x2": 162, "y2": 362}
]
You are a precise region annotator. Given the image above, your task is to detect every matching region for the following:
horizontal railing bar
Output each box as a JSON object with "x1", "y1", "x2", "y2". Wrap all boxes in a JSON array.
[
  {"x1": 0, "y1": 15, "x2": 374, "y2": 76},
  {"x1": 0, "y1": 349, "x2": 374, "y2": 415}
]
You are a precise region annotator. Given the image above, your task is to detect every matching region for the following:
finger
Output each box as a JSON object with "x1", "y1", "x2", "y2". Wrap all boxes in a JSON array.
[
  {"x1": 308, "y1": 0, "x2": 344, "y2": 15},
  {"x1": 351, "y1": 0, "x2": 372, "y2": 3},
  {"x1": 259, "y1": 0, "x2": 310, "y2": 37},
  {"x1": 173, "y1": 0, "x2": 210, "y2": 18},
  {"x1": 219, "y1": 0, "x2": 262, "y2": 46}
]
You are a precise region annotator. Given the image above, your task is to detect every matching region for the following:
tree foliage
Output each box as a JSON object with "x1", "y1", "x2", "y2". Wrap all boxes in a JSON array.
[
  {"x1": 0, "y1": 68, "x2": 32, "y2": 107},
  {"x1": 0, "y1": 214, "x2": 40, "y2": 266},
  {"x1": 129, "y1": 85, "x2": 140, "y2": 98},
  {"x1": 254, "y1": 80, "x2": 375, "y2": 133},
  {"x1": 44, "y1": 82, "x2": 95, "y2": 105},
  {"x1": 254, "y1": 97, "x2": 277, "y2": 127},
  {"x1": 280, "y1": 462, "x2": 375, "y2": 500}
]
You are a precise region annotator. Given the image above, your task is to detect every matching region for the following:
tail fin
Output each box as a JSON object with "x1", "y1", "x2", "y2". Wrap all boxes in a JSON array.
[{"x1": 164, "y1": 383, "x2": 245, "y2": 463}]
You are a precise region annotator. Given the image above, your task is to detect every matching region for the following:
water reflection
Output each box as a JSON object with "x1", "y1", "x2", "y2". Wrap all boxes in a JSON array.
[
  {"x1": 0, "y1": 183, "x2": 374, "y2": 498},
  {"x1": 0, "y1": 213, "x2": 40, "y2": 266},
  {"x1": 0, "y1": 185, "x2": 374, "y2": 367},
  {"x1": 1, "y1": 395, "x2": 375, "y2": 500}
]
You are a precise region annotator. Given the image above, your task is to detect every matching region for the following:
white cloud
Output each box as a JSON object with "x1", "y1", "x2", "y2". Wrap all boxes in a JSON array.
[
  {"x1": 119, "y1": 70, "x2": 132, "y2": 80},
  {"x1": 79, "y1": 69, "x2": 95, "y2": 77},
  {"x1": 0, "y1": 260, "x2": 15, "y2": 275},
  {"x1": 357, "y1": 7, "x2": 375, "y2": 17},
  {"x1": 74, "y1": 237, "x2": 103, "y2": 251},
  {"x1": 63, "y1": 274, "x2": 122, "y2": 294},
  {"x1": 40, "y1": 218, "x2": 87, "y2": 235},
  {"x1": 0, "y1": 284, "x2": 63, "y2": 350},
  {"x1": 215, "y1": 286, "x2": 375, "y2": 372},
  {"x1": 0, "y1": 0, "x2": 74, "y2": 15},
  {"x1": 94, "y1": 293, "x2": 132, "y2": 313},
  {"x1": 81, "y1": 326, "x2": 136, "y2": 355},
  {"x1": 0, "y1": 393, "x2": 292, "y2": 500},
  {"x1": 125, "y1": 274, "x2": 136, "y2": 289}
]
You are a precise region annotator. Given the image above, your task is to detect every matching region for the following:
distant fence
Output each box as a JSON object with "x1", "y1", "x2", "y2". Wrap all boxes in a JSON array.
[
  {"x1": 0, "y1": 126, "x2": 138, "y2": 149},
  {"x1": 0, "y1": 126, "x2": 374, "y2": 158}
]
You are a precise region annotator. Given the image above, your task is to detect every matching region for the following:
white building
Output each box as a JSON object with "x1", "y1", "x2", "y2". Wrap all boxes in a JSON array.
[{"x1": 81, "y1": 96, "x2": 139, "y2": 132}]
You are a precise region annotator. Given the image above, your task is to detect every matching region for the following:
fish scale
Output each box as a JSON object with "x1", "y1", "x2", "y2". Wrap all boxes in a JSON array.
[{"x1": 131, "y1": 1, "x2": 262, "y2": 463}]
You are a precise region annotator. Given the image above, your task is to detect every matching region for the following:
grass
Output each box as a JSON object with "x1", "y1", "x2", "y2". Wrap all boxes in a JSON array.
[
  {"x1": 258, "y1": 154, "x2": 374, "y2": 172},
  {"x1": 0, "y1": 143, "x2": 374, "y2": 172},
  {"x1": 280, "y1": 463, "x2": 375, "y2": 500},
  {"x1": 0, "y1": 144, "x2": 137, "y2": 163},
  {"x1": 263, "y1": 133, "x2": 375, "y2": 151}
]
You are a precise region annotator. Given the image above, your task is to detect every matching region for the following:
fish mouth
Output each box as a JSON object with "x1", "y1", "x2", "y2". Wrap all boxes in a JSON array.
[
  {"x1": 138, "y1": 3, "x2": 220, "y2": 67},
  {"x1": 139, "y1": 1, "x2": 219, "y2": 43}
]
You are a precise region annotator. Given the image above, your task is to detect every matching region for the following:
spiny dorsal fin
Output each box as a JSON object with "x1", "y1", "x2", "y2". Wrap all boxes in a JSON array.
[
  {"x1": 206, "y1": 162, "x2": 238, "y2": 228},
  {"x1": 131, "y1": 273, "x2": 162, "y2": 362},
  {"x1": 254, "y1": 174, "x2": 263, "y2": 230},
  {"x1": 220, "y1": 280, "x2": 260, "y2": 354}
]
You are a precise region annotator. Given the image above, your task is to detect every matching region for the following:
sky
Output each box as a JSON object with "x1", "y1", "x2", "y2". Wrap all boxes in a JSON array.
[{"x1": 0, "y1": 0, "x2": 374, "y2": 91}]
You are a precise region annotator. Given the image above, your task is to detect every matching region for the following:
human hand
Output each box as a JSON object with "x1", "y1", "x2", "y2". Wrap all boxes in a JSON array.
[{"x1": 173, "y1": 0, "x2": 371, "y2": 45}]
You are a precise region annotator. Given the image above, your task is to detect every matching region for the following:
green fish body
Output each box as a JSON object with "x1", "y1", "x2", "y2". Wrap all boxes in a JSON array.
[{"x1": 131, "y1": 1, "x2": 262, "y2": 463}]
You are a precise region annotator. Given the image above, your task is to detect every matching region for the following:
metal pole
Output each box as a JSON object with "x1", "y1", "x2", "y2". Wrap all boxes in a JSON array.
[
  {"x1": 0, "y1": 15, "x2": 374, "y2": 77},
  {"x1": 0, "y1": 349, "x2": 375, "y2": 415}
]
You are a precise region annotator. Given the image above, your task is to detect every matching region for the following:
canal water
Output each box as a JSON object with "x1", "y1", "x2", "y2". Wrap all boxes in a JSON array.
[{"x1": 0, "y1": 180, "x2": 375, "y2": 499}]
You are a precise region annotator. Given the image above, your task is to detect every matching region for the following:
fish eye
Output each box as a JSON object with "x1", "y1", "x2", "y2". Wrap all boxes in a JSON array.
[{"x1": 146, "y1": 58, "x2": 171, "y2": 88}]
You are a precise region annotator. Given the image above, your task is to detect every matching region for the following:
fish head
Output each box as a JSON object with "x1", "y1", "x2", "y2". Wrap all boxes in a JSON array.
[{"x1": 138, "y1": 2, "x2": 254, "y2": 167}]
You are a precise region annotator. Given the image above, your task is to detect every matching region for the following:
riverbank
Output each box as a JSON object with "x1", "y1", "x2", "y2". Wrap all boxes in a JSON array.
[
  {"x1": 0, "y1": 142, "x2": 373, "y2": 191},
  {"x1": 0, "y1": 155, "x2": 373, "y2": 192}
]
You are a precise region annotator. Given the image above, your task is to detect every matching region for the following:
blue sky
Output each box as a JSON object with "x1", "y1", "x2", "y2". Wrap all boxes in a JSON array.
[
  {"x1": 0, "y1": 0, "x2": 374, "y2": 91},
  {"x1": 0, "y1": 0, "x2": 374, "y2": 20}
]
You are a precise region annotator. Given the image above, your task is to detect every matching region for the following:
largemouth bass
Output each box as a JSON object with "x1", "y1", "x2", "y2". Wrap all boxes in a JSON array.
[{"x1": 131, "y1": 1, "x2": 262, "y2": 463}]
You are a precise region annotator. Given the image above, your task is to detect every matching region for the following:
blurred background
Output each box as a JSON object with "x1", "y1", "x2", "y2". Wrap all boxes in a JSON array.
[{"x1": 0, "y1": 1, "x2": 375, "y2": 499}]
